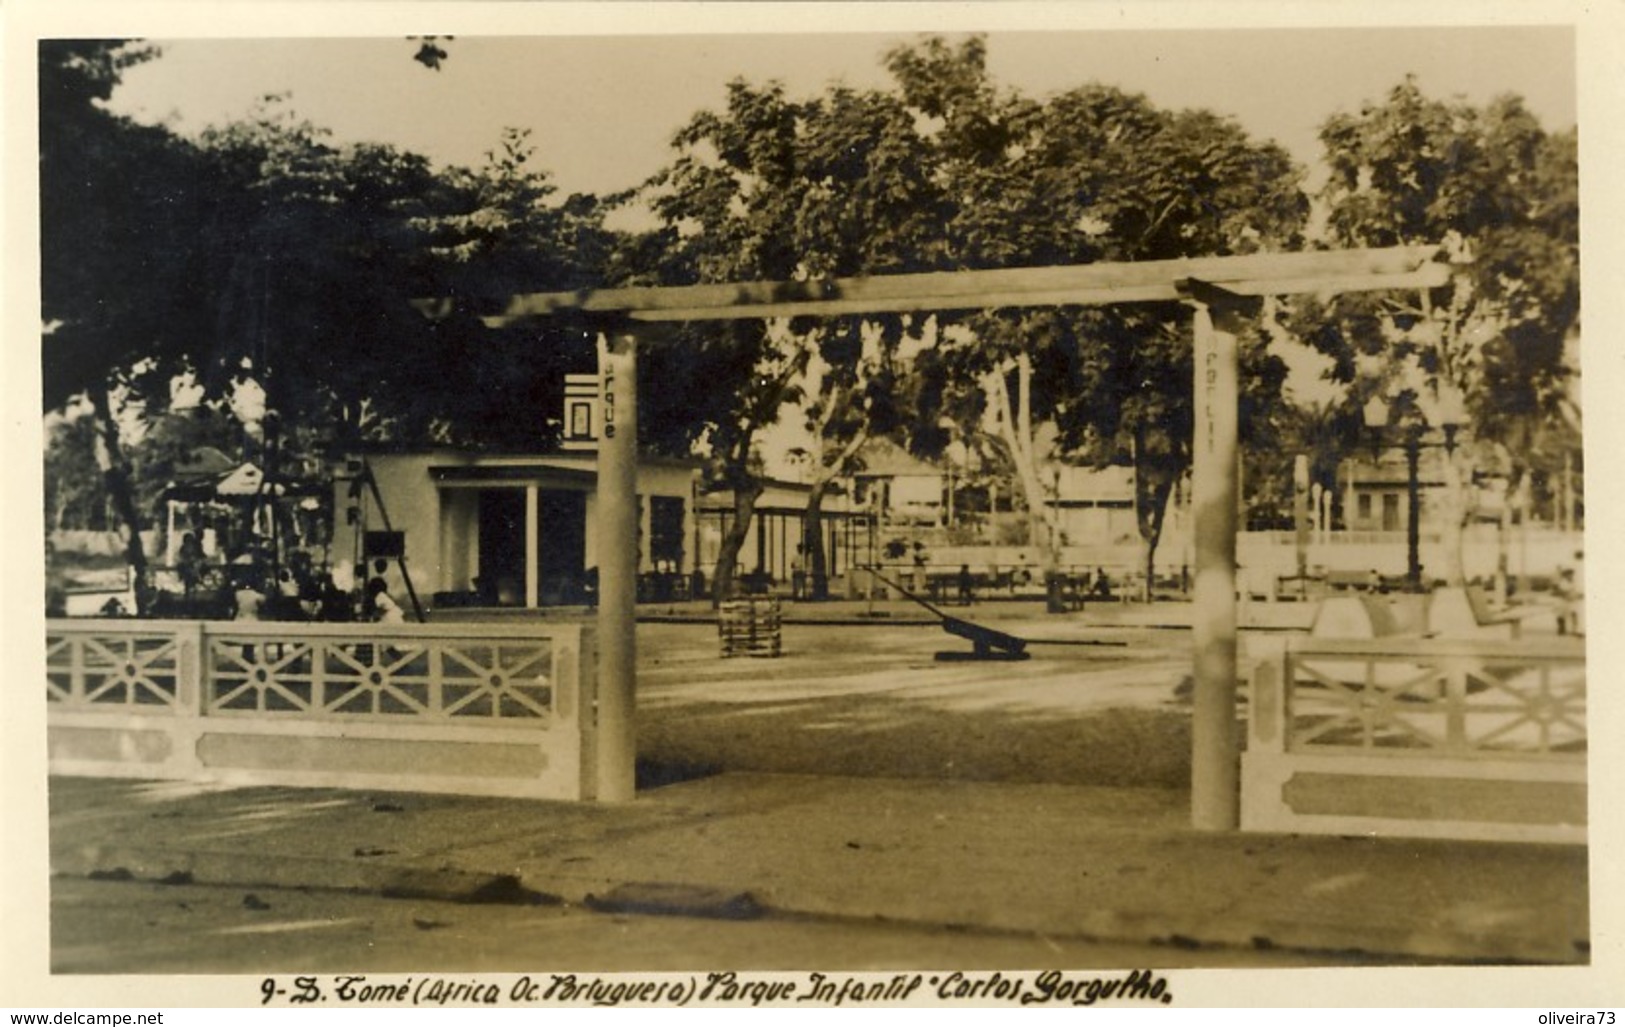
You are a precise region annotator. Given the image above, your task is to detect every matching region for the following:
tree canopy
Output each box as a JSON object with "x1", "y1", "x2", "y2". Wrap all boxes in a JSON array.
[
  {"x1": 39, "y1": 36, "x2": 1581, "y2": 605},
  {"x1": 38, "y1": 39, "x2": 623, "y2": 603},
  {"x1": 1304, "y1": 77, "x2": 1579, "y2": 576}
]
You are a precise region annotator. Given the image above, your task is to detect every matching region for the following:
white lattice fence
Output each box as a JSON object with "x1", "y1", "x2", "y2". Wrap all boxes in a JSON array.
[
  {"x1": 1242, "y1": 637, "x2": 1586, "y2": 843},
  {"x1": 46, "y1": 619, "x2": 599, "y2": 800}
]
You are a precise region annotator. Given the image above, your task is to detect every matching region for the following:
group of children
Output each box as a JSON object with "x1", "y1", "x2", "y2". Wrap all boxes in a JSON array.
[{"x1": 230, "y1": 558, "x2": 404, "y2": 624}]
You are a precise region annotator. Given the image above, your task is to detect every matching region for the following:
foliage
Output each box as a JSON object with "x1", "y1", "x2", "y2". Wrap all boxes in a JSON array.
[
  {"x1": 882, "y1": 36, "x2": 1309, "y2": 583},
  {"x1": 40, "y1": 40, "x2": 211, "y2": 412},
  {"x1": 416, "y1": 128, "x2": 619, "y2": 450},
  {"x1": 637, "y1": 76, "x2": 944, "y2": 598},
  {"x1": 637, "y1": 35, "x2": 1311, "y2": 595},
  {"x1": 192, "y1": 98, "x2": 452, "y2": 445},
  {"x1": 1314, "y1": 78, "x2": 1578, "y2": 446},
  {"x1": 39, "y1": 39, "x2": 189, "y2": 603},
  {"x1": 39, "y1": 43, "x2": 626, "y2": 602},
  {"x1": 1308, "y1": 77, "x2": 1579, "y2": 575},
  {"x1": 43, "y1": 410, "x2": 107, "y2": 532}
]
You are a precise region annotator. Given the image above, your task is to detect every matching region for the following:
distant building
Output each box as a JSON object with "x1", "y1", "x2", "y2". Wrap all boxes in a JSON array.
[
  {"x1": 695, "y1": 478, "x2": 870, "y2": 593},
  {"x1": 160, "y1": 447, "x2": 327, "y2": 567},
  {"x1": 1052, "y1": 464, "x2": 1141, "y2": 545},
  {"x1": 332, "y1": 449, "x2": 702, "y2": 609},
  {"x1": 1341, "y1": 445, "x2": 1451, "y2": 535},
  {"x1": 336, "y1": 362, "x2": 881, "y2": 607},
  {"x1": 848, "y1": 438, "x2": 945, "y2": 525}
]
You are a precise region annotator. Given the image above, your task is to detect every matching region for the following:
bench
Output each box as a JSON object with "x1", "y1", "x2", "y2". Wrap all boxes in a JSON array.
[{"x1": 1275, "y1": 574, "x2": 1325, "y2": 602}]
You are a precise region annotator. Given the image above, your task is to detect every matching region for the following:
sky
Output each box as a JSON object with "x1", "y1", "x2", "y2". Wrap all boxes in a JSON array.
[
  {"x1": 97, "y1": 22, "x2": 1580, "y2": 409},
  {"x1": 87, "y1": 21, "x2": 1582, "y2": 440},
  {"x1": 103, "y1": 25, "x2": 1578, "y2": 209}
]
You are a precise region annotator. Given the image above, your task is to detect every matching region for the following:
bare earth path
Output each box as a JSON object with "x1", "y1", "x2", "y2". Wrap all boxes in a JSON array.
[{"x1": 634, "y1": 621, "x2": 1199, "y2": 788}]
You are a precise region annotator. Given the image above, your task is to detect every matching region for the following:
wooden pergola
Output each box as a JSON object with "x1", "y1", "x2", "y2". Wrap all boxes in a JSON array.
[{"x1": 422, "y1": 244, "x2": 1451, "y2": 828}]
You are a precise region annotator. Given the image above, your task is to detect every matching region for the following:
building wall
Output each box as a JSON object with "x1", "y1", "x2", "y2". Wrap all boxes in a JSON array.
[{"x1": 333, "y1": 451, "x2": 701, "y2": 609}]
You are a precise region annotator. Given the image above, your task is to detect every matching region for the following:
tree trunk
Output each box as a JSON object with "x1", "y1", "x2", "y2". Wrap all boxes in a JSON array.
[
  {"x1": 805, "y1": 482, "x2": 831, "y2": 601},
  {"x1": 804, "y1": 422, "x2": 870, "y2": 603},
  {"x1": 87, "y1": 382, "x2": 150, "y2": 614},
  {"x1": 985, "y1": 363, "x2": 1059, "y2": 573},
  {"x1": 711, "y1": 478, "x2": 764, "y2": 605},
  {"x1": 1437, "y1": 447, "x2": 1469, "y2": 588},
  {"x1": 1136, "y1": 467, "x2": 1175, "y2": 605}
]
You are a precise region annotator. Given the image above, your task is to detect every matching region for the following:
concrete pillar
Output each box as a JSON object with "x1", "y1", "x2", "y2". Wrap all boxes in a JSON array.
[
  {"x1": 1181, "y1": 281, "x2": 1250, "y2": 831},
  {"x1": 596, "y1": 329, "x2": 639, "y2": 801}
]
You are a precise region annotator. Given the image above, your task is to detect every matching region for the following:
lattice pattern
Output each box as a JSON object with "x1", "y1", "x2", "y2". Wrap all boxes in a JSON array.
[
  {"x1": 1288, "y1": 650, "x2": 1585, "y2": 755},
  {"x1": 1460, "y1": 661, "x2": 1586, "y2": 754},
  {"x1": 46, "y1": 631, "x2": 181, "y2": 710},
  {"x1": 205, "y1": 636, "x2": 554, "y2": 723}
]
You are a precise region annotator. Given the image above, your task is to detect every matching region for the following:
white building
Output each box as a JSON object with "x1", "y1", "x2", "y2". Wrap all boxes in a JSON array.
[{"x1": 332, "y1": 449, "x2": 703, "y2": 610}]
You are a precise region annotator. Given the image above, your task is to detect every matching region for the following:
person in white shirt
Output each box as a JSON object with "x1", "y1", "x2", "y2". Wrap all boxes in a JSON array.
[{"x1": 368, "y1": 576, "x2": 405, "y2": 624}]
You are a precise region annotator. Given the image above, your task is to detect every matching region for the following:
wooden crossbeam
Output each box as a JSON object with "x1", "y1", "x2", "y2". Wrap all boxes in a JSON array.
[{"x1": 415, "y1": 245, "x2": 1451, "y2": 327}]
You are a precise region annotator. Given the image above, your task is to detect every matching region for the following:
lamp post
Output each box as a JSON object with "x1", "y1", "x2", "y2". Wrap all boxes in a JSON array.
[
  {"x1": 1363, "y1": 394, "x2": 1424, "y2": 591},
  {"x1": 690, "y1": 468, "x2": 704, "y2": 600},
  {"x1": 1047, "y1": 466, "x2": 1065, "y2": 613},
  {"x1": 1363, "y1": 391, "x2": 1462, "y2": 593},
  {"x1": 1403, "y1": 421, "x2": 1422, "y2": 591}
]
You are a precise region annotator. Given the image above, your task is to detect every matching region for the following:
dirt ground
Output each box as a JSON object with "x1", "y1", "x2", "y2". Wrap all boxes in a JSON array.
[{"x1": 634, "y1": 621, "x2": 1199, "y2": 789}]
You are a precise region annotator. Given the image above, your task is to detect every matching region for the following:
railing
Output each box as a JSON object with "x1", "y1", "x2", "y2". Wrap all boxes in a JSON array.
[
  {"x1": 45, "y1": 618, "x2": 598, "y2": 801},
  {"x1": 1268, "y1": 638, "x2": 1585, "y2": 757},
  {"x1": 1242, "y1": 636, "x2": 1586, "y2": 843}
]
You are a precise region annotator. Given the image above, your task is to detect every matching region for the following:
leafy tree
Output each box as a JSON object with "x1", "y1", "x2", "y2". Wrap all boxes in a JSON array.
[
  {"x1": 883, "y1": 37, "x2": 1308, "y2": 594},
  {"x1": 416, "y1": 128, "x2": 621, "y2": 450},
  {"x1": 40, "y1": 39, "x2": 209, "y2": 608},
  {"x1": 192, "y1": 98, "x2": 451, "y2": 446},
  {"x1": 1311, "y1": 78, "x2": 1579, "y2": 583},
  {"x1": 782, "y1": 83, "x2": 950, "y2": 598},
  {"x1": 43, "y1": 409, "x2": 108, "y2": 533},
  {"x1": 639, "y1": 79, "x2": 933, "y2": 600},
  {"x1": 41, "y1": 44, "x2": 614, "y2": 604},
  {"x1": 640, "y1": 35, "x2": 1312, "y2": 598}
]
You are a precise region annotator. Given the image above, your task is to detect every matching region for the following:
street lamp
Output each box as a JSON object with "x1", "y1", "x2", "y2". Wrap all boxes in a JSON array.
[
  {"x1": 690, "y1": 469, "x2": 704, "y2": 600},
  {"x1": 1363, "y1": 391, "x2": 1462, "y2": 593}
]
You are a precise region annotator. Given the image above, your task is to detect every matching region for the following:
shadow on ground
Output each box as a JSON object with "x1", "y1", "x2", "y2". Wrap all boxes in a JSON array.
[
  {"x1": 640, "y1": 695, "x2": 1192, "y2": 788},
  {"x1": 635, "y1": 756, "x2": 724, "y2": 790}
]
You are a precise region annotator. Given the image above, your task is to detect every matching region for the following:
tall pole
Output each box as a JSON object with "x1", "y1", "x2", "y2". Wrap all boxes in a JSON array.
[
  {"x1": 1293, "y1": 455, "x2": 1310, "y2": 585},
  {"x1": 1560, "y1": 451, "x2": 1573, "y2": 535},
  {"x1": 1405, "y1": 431, "x2": 1422, "y2": 591},
  {"x1": 596, "y1": 329, "x2": 638, "y2": 802},
  {"x1": 691, "y1": 470, "x2": 703, "y2": 598},
  {"x1": 1180, "y1": 280, "x2": 1250, "y2": 832}
]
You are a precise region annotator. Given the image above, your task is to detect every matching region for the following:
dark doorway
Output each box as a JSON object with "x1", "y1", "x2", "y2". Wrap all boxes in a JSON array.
[
  {"x1": 478, "y1": 489, "x2": 526, "y2": 605},
  {"x1": 537, "y1": 489, "x2": 587, "y2": 604},
  {"x1": 1382, "y1": 492, "x2": 1401, "y2": 533}
]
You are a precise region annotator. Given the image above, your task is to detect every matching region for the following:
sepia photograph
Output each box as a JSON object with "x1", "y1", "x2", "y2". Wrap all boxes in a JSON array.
[{"x1": 3, "y1": 0, "x2": 1619, "y2": 1011}]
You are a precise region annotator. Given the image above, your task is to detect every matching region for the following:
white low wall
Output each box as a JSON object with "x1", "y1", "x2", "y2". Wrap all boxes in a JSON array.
[
  {"x1": 1238, "y1": 525, "x2": 1581, "y2": 590},
  {"x1": 45, "y1": 618, "x2": 599, "y2": 801},
  {"x1": 904, "y1": 526, "x2": 1583, "y2": 592},
  {"x1": 1241, "y1": 635, "x2": 1587, "y2": 844}
]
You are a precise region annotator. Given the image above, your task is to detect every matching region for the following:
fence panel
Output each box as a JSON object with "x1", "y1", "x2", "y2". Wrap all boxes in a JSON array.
[
  {"x1": 45, "y1": 619, "x2": 598, "y2": 801},
  {"x1": 1242, "y1": 636, "x2": 1586, "y2": 843}
]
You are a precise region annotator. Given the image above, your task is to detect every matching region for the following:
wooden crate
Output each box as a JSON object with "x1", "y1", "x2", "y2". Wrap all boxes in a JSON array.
[{"x1": 718, "y1": 597, "x2": 782, "y2": 658}]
